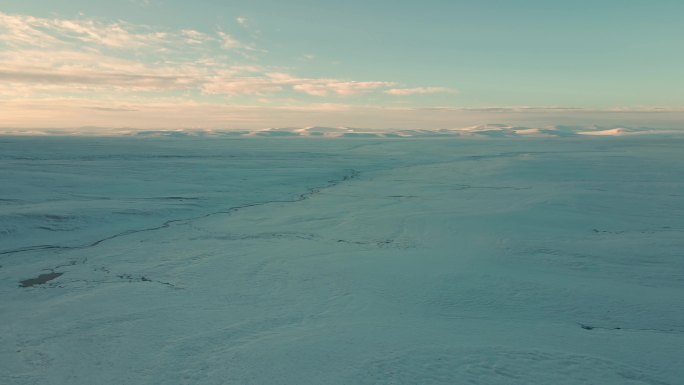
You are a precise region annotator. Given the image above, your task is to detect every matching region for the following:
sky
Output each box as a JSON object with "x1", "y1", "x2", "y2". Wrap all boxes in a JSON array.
[{"x1": 1, "y1": 0, "x2": 683, "y2": 130}]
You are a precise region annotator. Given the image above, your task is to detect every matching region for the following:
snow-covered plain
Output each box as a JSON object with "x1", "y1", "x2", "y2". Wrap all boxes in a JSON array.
[{"x1": 1, "y1": 133, "x2": 683, "y2": 384}]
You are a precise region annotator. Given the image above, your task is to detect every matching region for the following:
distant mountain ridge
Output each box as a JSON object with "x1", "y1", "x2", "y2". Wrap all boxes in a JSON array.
[{"x1": 2, "y1": 125, "x2": 683, "y2": 137}]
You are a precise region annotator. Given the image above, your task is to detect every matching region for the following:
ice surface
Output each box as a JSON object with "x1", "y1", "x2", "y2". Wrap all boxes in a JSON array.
[{"x1": 1, "y1": 135, "x2": 683, "y2": 384}]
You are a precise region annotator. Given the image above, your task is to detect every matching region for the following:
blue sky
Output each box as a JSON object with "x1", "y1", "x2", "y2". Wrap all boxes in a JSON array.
[{"x1": 1, "y1": 0, "x2": 683, "y2": 129}]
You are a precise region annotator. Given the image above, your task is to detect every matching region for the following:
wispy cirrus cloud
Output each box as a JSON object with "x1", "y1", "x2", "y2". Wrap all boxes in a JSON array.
[
  {"x1": 0, "y1": 11, "x2": 424, "y2": 101},
  {"x1": 0, "y1": 12, "x2": 166, "y2": 49},
  {"x1": 0, "y1": 67, "x2": 194, "y2": 90},
  {"x1": 292, "y1": 80, "x2": 396, "y2": 97}
]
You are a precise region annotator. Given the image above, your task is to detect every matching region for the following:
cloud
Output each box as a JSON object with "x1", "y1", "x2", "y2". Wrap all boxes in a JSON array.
[
  {"x1": 182, "y1": 29, "x2": 213, "y2": 44},
  {"x1": 266, "y1": 74, "x2": 395, "y2": 97},
  {"x1": 0, "y1": 10, "x2": 471, "y2": 131},
  {"x1": 217, "y1": 31, "x2": 255, "y2": 51},
  {"x1": 5, "y1": 12, "x2": 436, "y2": 96},
  {"x1": 0, "y1": 68, "x2": 194, "y2": 90},
  {"x1": 385, "y1": 87, "x2": 456, "y2": 96},
  {"x1": 327, "y1": 81, "x2": 396, "y2": 96},
  {"x1": 129, "y1": 0, "x2": 153, "y2": 6},
  {"x1": 0, "y1": 46, "x2": 209, "y2": 97},
  {"x1": 0, "y1": 13, "x2": 259, "y2": 97},
  {"x1": 2, "y1": 98, "x2": 683, "y2": 132},
  {"x1": 0, "y1": 12, "x2": 255, "y2": 53},
  {"x1": 1, "y1": 12, "x2": 408, "y2": 99},
  {"x1": 86, "y1": 106, "x2": 138, "y2": 112},
  {"x1": 199, "y1": 71, "x2": 396, "y2": 97},
  {"x1": 292, "y1": 83, "x2": 329, "y2": 97},
  {"x1": 293, "y1": 80, "x2": 395, "y2": 97},
  {"x1": 202, "y1": 77, "x2": 283, "y2": 95},
  {"x1": 0, "y1": 12, "x2": 165, "y2": 49}
]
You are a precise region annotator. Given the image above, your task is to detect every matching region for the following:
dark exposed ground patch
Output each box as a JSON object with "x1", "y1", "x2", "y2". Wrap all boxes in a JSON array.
[
  {"x1": 578, "y1": 322, "x2": 683, "y2": 334},
  {"x1": 152, "y1": 196, "x2": 200, "y2": 200},
  {"x1": 19, "y1": 272, "x2": 63, "y2": 287},
  {"x1": 117, "y1": 273, "x2": 179, "y2": 289}
]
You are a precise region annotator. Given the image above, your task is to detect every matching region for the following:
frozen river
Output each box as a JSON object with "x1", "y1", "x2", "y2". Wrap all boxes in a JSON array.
[{"x1": 1, "y1": 135, "x2": 683, "y2": 384}]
